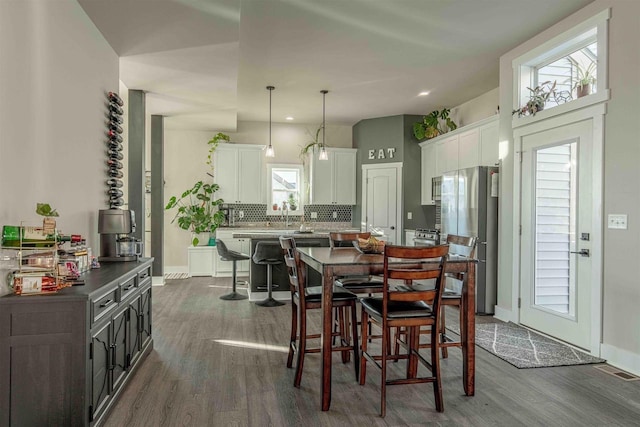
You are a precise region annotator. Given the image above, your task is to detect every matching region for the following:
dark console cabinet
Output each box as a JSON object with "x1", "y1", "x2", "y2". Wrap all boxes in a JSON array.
[{"x1": 0, "y1": 259, "x2": 154, "y2": 426}]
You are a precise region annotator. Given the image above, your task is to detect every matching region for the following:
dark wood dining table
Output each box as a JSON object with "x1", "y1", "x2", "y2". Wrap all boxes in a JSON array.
[{"x1": 296, "y1": 246, "x2": 477, "y2": 411}]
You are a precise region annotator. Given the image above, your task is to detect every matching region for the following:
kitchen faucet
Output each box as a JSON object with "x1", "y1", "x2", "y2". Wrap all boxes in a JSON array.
[{"x1": 282, "y1": 201, "x2": 291, "y2": 227}]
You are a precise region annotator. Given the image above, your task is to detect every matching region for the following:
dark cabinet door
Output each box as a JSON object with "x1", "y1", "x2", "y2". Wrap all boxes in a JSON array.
[
  {"x1": 128, "y1": 293, "x2": 142, "y2": 368},
  {"x1": 90, "y1": 321, "x2": 112, "y2": 422},
  {"x1": 140, "y1": 285, "x2": 152, "y2": 350},
  {"x1": 111, "y1": 306, "x2": 128, "y2": 391}
]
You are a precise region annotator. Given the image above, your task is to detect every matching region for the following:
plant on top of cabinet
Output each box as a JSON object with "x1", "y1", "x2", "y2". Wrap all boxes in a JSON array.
[
  {"x1": 413, "y1": 108, "x2": 457, "y2": 141},
  {"x1": 206, "y1": 132, "x2": 230, "y2": 168},
  {"x1": 512, "y1": 80, "x2": 557, "y2": 117}
]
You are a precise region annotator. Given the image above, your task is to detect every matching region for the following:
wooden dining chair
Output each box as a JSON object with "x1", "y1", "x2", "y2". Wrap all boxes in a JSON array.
[
  {"x1": 359, "y1": 244, "x2": 449, "y2": 417},
  {"x1": 393, "y1": 234, "x2": 477, "y2": 359},
  {"x1": 329, "y1": 232, "x2": 384, "y2": 294},
  {"x1": 279, "y1": 236, "x2": 360, "y2": 387}
]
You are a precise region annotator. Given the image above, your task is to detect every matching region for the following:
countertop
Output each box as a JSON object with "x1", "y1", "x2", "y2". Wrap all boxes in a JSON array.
[{"x1": 231, "y1": 231, "x2": 331, "y2": 239}]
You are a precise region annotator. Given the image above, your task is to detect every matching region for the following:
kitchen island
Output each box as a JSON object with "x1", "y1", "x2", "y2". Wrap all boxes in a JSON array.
[{"x1": 232, "y1": 231, "x2": 331, "y2": 298}]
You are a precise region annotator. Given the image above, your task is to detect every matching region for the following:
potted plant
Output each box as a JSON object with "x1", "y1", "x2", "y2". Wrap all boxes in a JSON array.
[
  {"x1": 567, "y1": 58, "x2": 596, "y2": 98},
  {"x1": 206, "y1": 132, "x2": 230, "y2": 168},
  {"x1": 413, "y1": 108, "x2": 457, "y2": 141},
  {"x1": 165, "y1": 181, "x2": 225, "y2": 246},
  {"x1": 512, "y1": 80, "x2": 557, "y2": 117},
  {"x1": 287, "y1": 194, "x2": 298, "y2": 211}
]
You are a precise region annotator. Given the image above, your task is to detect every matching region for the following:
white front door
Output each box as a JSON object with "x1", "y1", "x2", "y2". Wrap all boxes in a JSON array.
[
  {"x1": 362, "y1": 164, "x2": 402, "y2": 244},
  {"x1": 520, "y1": 119, "x2": 594, "y2": 350}
]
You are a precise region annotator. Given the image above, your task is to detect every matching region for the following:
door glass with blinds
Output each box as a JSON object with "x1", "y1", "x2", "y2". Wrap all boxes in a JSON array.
[
  {"x1": 520, "y1": 119, "x2": 592, "y2": 350},
  {"x1": 534, "y1": 143, "x2": 576, "y2": 315}
]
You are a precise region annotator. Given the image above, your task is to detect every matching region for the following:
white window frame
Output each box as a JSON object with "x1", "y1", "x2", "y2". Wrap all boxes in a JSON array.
[
  {"x1": 512, "y1": 9, "x2": 610, "y2": 129},
  {"x1": 266, "y1": 163, "x2": 304, "y2": 216}
]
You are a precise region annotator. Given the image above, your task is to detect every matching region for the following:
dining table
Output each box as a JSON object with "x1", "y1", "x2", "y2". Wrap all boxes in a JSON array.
[{"x1": 296, "y1": 246, "x2": 477, "y2": 411}]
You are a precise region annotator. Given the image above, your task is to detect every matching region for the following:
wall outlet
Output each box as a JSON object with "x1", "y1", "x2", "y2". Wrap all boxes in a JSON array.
[
  {"x1": 608, "y1": 214, "x2": 627, "y2": 229},
  {"x1": 407, "y1": 212, "x2": 412, "y2": 220},
  {"x1": 238, "y1": 210, "x2": 244, "y2": 219},
  {"x1": 310, "y1": 212, "x2": 318, "y2": 219},
  {"x1": 332, "y1": 211, "x2": 337, "y2": 219}
]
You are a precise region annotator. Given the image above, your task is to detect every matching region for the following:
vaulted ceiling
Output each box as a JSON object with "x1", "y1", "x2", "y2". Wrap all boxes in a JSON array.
[{"x1": 79, "y1": 0, "x2": 593, "y2": 130}]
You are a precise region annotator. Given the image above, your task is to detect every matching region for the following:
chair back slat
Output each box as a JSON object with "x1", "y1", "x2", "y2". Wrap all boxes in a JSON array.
[
  {"x1": 382, "y1": 244, "x2": 449, "y2": 317},
  {"x1": 446, "y1": 234, "x2": 477, "y2": 258},
  {"x1": 329, "y1": 231, "x2": 371, "y2": 248},
  {"x1": 280, "y1": 236, "x2": 301, "y2": 295}
]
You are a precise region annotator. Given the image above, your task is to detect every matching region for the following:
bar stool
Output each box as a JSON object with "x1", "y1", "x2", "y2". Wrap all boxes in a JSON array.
[
  {"x1": 252, "y1": 241, "x2": 285, "y2": 307},
  {"x1": 216, "y1": 239, "x2": 250, "y2": 301}
]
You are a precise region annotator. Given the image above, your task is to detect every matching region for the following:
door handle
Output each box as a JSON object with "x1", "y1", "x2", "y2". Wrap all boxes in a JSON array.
[
  {"x1": 570, "y1": 249, "x2": 590, "y2": 257},
  {"x1": 390, "y1": 226, "x2": 395, "y2": 230}
]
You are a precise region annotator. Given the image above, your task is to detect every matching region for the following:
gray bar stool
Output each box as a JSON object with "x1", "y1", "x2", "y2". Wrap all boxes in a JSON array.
[
  {"x1": 252, "y1": 241, "x2": 285, "y2": 307},
  {"x1": 216, "y1": 239, "x2": 250, "y2": 300}
]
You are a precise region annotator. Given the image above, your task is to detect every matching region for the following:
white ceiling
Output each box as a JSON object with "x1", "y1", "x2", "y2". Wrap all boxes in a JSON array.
[{"x1": 78, "y1": 0, "x2": 593, "y2": 131}]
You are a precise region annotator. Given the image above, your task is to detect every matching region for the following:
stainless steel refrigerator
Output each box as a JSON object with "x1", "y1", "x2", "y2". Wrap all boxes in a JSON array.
[{"x1": 441, "y1": 166, "x2": 498, "y2": 314}]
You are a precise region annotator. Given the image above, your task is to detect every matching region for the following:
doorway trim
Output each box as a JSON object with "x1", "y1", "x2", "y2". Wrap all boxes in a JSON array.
[
  {"x1": 512, "y1": 103, "x2": 605, "y2": 355},
  {"x1": 361, "y1": 162, "x2": 403, "y2": 244}
]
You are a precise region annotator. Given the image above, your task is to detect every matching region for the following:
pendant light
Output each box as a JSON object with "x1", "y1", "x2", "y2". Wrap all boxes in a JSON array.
[
  {"x1": 265, "y1": 85, "x2": 275, "y2": 158},
  {"x1": 319, "y1": 89, "x2": 329, "y2": 160}
]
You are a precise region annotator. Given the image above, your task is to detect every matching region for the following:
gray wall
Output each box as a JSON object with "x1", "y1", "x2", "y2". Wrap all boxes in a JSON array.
[
  {"x1": 352, "y1": 115, "x2": 435, "y2": 235},
  {"x1": 0, "y1": 0, "x2": 119, "y2": 296}
]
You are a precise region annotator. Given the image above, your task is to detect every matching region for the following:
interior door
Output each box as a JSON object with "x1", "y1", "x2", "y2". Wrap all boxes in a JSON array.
[
  {"x1": 520, "y1": 119, "x2": 593, "y2": 350},
  {"x1": 363, "y1": 166, "x2": 400, "y2": 244}
]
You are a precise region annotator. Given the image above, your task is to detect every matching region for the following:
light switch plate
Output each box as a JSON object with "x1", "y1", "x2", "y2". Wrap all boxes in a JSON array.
[
  {"x1": 407, "y1": 212, "x2": 412, "y2": 220},
  {"x1": 332, "y1": 211, "x2": 337, "y2": 219},
  {"x1": 238, "y1": 210, "x2": 244, "y2": 219},
  {"x1": 608, "y1": 214, "x2": 627, "y2": 229},
  {"x1": 310, "y1": 212, "x2": 318, "y2": 219}
]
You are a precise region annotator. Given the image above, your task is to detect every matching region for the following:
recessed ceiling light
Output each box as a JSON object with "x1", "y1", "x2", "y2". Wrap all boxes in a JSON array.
[
  {"x1": 285, "y1": 116, "x2": 294, "y2": 121},
  {"x1": 418, "y1": 91, "x2": 430, "y2": 96}
]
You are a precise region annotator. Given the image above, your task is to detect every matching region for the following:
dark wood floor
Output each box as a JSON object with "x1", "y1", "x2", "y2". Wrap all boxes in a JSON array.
[{"x1": 104, "y1": 276, "x2": 640, "y2": 426}]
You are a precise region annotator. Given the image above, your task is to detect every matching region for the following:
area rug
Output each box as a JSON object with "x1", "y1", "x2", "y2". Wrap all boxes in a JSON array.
[
  {"x1": 164, "y1": 272, "x2": 190, "y2": 280},
  {"x1": 448, "y1": 321, "x2": 605, "y2": 369}
]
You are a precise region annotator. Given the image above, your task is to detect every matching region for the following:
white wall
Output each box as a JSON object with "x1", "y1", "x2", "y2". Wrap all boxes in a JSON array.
[
  {"x1": 497, "y1": 0, "x2": 640, "y2": 373},
  {"x1": 453, "y1": 87, "x2": 499, "y2": 127},
  {"x1": 162, "y1": 120, "x2": 352, "y2": 268},
  {"x1": 0, "y1": 0, "x2": 119, "y2": 296}
]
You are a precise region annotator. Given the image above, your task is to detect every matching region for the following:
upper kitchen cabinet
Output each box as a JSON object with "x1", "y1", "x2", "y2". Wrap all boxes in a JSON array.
[
  {"x1": 214, "y1": 144, "x2": 265, "y2": 204},
  {"x1": 420, "y1": 116, "x2": 498, "y2": 204},
  {"x1": 309, "y1": 147, "x2": 357, "y2": 205}
]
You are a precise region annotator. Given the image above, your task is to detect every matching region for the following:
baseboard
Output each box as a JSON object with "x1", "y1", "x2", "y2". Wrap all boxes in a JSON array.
[
  {"x1": 493, "y1": 305, "x2": 514, "y2": 323},
  {"x1": 247, "y1": 288, "x2": 291, "y2": 302},
  {"x1": 152, "y1": 276, "x2": 165, "y2": 286},
  {"x1": 600, "y1": 343, "x2": 640, "y2": 377}
]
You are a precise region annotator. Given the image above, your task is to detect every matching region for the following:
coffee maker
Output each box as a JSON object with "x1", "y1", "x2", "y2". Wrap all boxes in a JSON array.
[{"x1": 98, "y1": 209, "x2": 142, "y2": 262}]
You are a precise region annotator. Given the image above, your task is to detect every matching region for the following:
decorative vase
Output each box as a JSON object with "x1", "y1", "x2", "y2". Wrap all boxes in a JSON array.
[
  {"x1": 191, "y1": 232, "x2": 210, "y2": 246},
  {"x1": 576, "y1": 84, "x2": 592, "y2": 98}
]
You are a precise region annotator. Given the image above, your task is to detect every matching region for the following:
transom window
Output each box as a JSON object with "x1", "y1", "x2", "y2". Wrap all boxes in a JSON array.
[
  {"x1": 513, "y1": 9, "x2": 609, "y2": 120},
  {"x1": 266, "y1": 164, "x2": 304, "y2": 216}
]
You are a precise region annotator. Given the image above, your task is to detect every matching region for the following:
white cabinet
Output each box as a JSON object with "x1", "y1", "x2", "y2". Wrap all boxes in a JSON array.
[
  {"x1": 214, "y1": 229, "x2": 250, "y2": 276},
  {"x1": 404, "y1": 230, "x2": 416, "y2": 246},
  {"x1": 421, "y1": 142, "x2": 436, "y2": 205},
  {"x1": 310, "y1": 148, "x2": 357, "y2": 205},
  {"x1": 457, "y1": 128, "x2": 480, "y2": 170},
  {"x1": 434, "y1": 136, "x2": 458, "y2": 176},
  {"x1": 188, "y1": 246, "x2": 217, "y2": 277},
  {"x1": 214, "y1": 144, "x2": 265, "y2": 204},
  {"x1": 479, "y1": 120, "x2": 499, "y2": 166}
]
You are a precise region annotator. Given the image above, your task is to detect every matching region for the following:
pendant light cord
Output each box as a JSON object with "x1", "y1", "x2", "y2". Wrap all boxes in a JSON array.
[{"x1": 321, "y1": 89, "x2": 328, "y2": 148}]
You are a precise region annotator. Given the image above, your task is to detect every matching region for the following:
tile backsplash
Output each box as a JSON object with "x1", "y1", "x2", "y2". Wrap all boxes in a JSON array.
[{"x1": 225, "y1": 204, "x2": 352, "y2": 224}]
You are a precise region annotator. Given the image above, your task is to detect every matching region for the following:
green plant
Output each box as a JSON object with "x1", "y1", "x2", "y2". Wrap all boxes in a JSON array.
[
  {"x1": 566, "y1": 57, "x2": 596, "y2": 90},
  {"x1": 35, "y1": 203, "x2": 59, "y2": 217},
  {"x1": 206, "y1": 132, "x2": 230, "y2": 168},
  {"x1": 512, "y1": 80, "x2": 557, "y2": 117},
  {"x1": 165, "y1": 181, "x2": 225, "y2": 246},
  {"x1": 287, "y1": 193, "x2": 298, "y2": 210},
  {"x1": 413, "y1": 108, "x2": 457, "y2": 141},
  {"x1": 299, "y1": 125, "x2": 323, "y2": 163}
]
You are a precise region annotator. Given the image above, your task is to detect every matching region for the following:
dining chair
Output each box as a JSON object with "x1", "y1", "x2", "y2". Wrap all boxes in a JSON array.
[
  {"x1": 393, "y1": 234, "x2": 477, "y2": 358},
  {"x1": 279, "y1": 236, "x2": 360, "y2": 387},
  {"x1": 215, "y1": 239, "x2": 250, "y2": 300},
  {"x1": 359, "y1": 244, "x2": 449, "y2": 417},
  {"x1": 329, "y1": 232, "x2": 384, "y2": 294}
]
